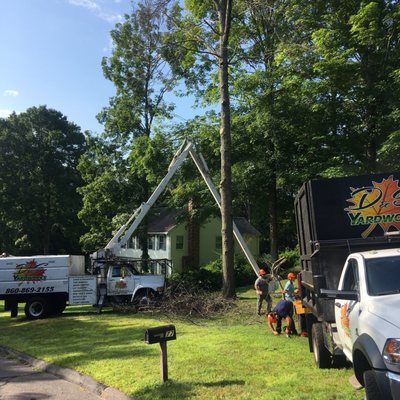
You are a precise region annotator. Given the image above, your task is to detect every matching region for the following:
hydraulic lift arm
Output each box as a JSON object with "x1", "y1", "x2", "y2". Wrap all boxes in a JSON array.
[{"x1": 94, "y1": 138, "x2": 260, "y2": 276}]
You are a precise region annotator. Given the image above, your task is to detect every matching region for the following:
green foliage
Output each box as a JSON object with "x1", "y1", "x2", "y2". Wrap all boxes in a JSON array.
[
  {"x1": 168, "y1": 255, "x2": 257, "y2": 292},
  {"x1": 100, "y1": 0, "x2": 177, "y2": 144},
  {"x1": 0, "y1": 106, "x2": 85, "y2": 255},
  {"x1": 278, "y1": 247, "x2": 300, "y2": 272}
]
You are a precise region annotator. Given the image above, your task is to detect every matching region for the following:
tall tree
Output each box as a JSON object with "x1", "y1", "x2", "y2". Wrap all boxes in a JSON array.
[
  {"x1": 166, "y1": 0, "x2": 236, "y2": 298},
  {"x1": 79, "y1": 0, "x2": 177, "y2": 256},
  {"x1": 0, "y1": 106, "x2": 85, "y2": 255},
  {"x1": 291, "y1": 0, "x2": 400, "y2": 175}
]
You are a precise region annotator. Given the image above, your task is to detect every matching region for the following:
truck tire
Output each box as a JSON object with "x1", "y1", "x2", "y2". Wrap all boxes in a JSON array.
[
  {"x1": 25, "y1": 297, "x2": 48, "y2": 320},
  {"x1": 133, "y1": 289, "x2": 155, "y2": 306},
  {"x1": 364, "y1": 370, "x2": 384, "y2": 400},
  {"x1": 312, "y1": 323, "x2": 331, "y2": 369}
]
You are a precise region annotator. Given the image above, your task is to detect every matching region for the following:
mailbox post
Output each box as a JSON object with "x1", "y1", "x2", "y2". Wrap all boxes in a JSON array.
[{"x1": 145, "y1": 325, "x2": 176, "y2": 382}]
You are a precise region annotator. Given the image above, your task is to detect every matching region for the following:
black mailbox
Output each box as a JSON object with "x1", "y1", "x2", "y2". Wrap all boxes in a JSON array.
[{"x1": 145, "y1": 325, "x2": 176, "y2": 344}]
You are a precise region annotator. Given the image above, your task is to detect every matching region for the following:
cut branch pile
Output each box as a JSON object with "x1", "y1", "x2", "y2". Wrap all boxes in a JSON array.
[{"x1": 112, "y1": 282, "x2": 236, "y2": 319}]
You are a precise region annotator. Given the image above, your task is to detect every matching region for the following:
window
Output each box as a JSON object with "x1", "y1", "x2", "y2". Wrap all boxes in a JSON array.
[
  {"x1": 215, "y1": 236, "x2": 222, "y2": 250},
  {"x1": 148, "y1": 235, "x2": 155, "y2": 250},
  {"x1": 129, "y1": 236, "x2": 141, "y2": 250},
  {"x1": 112, "y1": 266, "x2": 131, "y2": 278},
  {"x1": 158, "y1": 235, "x2": 166, "y2": 251},
  {"x1": 176, "y1": 235, "x2": 184, "y2": 250},
  {"x1": 366, "y1": 256, "x2": 400, "y2": 296},
  {"x1": 342, "y1": 259, "x2": 359, "y2": 292}
]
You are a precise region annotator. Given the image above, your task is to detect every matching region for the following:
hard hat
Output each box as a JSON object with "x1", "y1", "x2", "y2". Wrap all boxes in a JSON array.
[
  {"x1": 288, "y1": 272, "x2": 296, "y2": 280},
  {"x1": 259, "y1": 269, "x2": 266, "y2": 276},
  {"x1": 267, "y1": 313, "x2": 277, "y2": 323}
]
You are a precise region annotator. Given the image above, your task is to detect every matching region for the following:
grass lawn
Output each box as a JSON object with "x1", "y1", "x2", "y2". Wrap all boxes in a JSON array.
[{"x1": 0, "y1": 288, "x2": 364, "y2": 400}]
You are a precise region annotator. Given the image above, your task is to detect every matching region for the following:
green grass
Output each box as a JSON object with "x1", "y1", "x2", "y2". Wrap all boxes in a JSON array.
[{"x1": 0, "y1": 289, "x2": 364, "y2": 400}]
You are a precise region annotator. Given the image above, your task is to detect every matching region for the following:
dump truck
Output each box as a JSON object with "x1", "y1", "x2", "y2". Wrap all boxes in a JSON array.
[
  {"x1": 0, "y1": 255, "x2": 165, "y2": 319},
  {"x1": 295, "y1": 173, "x2": 400, "y2": 400}
]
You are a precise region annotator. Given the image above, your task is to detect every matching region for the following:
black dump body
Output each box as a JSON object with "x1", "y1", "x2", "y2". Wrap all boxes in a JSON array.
[{"x1": 295, "y1": 172, "x2": 400, "y2": 322}]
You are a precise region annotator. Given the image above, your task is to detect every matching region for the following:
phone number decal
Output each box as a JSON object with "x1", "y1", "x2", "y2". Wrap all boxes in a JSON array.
[{"x1": 5, "y1": 286, "x2": 55, "y2": 294}]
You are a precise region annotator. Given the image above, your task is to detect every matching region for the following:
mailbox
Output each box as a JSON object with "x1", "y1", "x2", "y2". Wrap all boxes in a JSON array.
[{"x1": 145, "y1": 325, "x2": 176, "y2": 344}]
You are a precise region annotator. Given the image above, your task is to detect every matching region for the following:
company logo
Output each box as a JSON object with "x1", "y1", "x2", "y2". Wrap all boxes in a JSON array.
[
  {"x1": 340, "y1": 302, "x2": 351, "y2": 337},
  {"x1": 345, "y1": 175, "x2": 400, "y2": 238},
  {"x1": 13, "y1": 260, "x2": 47, "y2": 283},
  {"x1": 115, "y1": 280, "x2": 127, "y2": 289}
]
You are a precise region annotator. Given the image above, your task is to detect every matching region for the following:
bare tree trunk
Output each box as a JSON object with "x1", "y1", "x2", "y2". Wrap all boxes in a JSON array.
[
  {"x1": 268, "y1": 174, "x2": 278, "y2": 261},
  {"x1": 217, "y1": 0, "x2": 235, "y2": 299}
]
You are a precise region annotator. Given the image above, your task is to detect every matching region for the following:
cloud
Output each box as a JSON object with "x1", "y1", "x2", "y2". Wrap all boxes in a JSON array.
[
  {"x1": 67, "y1": 0, "x2": 123, "y2": 24},
  {"x1": 3, "y1": 90, "x2": 19, "y2": 97},
  {"x1": 68, "y1": 0, "x2": 100, "y2": 11},
  {"x1": 0, "y1": 109, "x2": 13, "y2": 118}
]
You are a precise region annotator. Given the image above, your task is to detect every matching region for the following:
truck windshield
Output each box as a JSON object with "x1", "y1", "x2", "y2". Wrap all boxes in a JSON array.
[{"x1": 365, "y1": 256, "x2": 400, "y2": 296}]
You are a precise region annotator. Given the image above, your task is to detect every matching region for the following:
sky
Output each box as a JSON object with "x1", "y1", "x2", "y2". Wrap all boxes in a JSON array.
[{"x1": 0, "y1": 0, "x2": 197, "y2": 134}]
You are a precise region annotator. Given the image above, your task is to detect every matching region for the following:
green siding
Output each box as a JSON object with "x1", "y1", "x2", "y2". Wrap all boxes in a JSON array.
[
  {"x1": 154, "y1": 216, "x2": 259, "y2": 272},
  {"x1": 169, "y1": 223, "x2": 187, "y2": 273}
]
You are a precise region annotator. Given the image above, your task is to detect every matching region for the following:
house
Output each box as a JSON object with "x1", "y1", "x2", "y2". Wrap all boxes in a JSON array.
[{"x1": 117, "y1": 208, "x2": 260, "y2": 274}]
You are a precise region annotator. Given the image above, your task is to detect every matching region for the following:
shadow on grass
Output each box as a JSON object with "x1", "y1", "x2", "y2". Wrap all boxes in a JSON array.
[
  {"x1": 0, "y1": 310, "x2": 160, "y2": 366},
  {"x1": 133, "y1": 379, "x2": 245, "y2": 399}
]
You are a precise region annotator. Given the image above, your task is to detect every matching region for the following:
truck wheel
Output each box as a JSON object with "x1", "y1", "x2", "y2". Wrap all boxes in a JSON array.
[
  {"x1": 25, "y1": 297, "x2": 48, "y2": 320},
  {"x1": 311, "y1": 323, "x2": 331, "y2": 369},
  {"x1": 364, "y1": 370, "x2": 384, "y2": 400},
  {"x1": 134, "y1": 289, "x2": 155, "y2": 306}
]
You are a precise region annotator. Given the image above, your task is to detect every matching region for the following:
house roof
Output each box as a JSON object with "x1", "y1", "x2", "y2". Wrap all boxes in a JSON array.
[
  {"x1": 147, "y1": 208, "x2": 260, "y2": 236},
  {"x1": 148, "y1": 208, "x2": 184, "y2": 233},
  {"x1": 233, "y1": 217, "x2": 261, "y2": 236}
]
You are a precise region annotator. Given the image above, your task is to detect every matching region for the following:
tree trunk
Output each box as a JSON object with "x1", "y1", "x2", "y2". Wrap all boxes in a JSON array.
[
  {"x1": 218, "y1": 0, "x2": 235, "y2": 299},
  {"x1": 268, "y1": 174, "x2": 278, "y2": 261}
]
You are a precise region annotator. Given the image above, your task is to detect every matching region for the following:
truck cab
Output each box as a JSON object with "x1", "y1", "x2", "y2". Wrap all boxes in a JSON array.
[
  {"x1": 331, "y1": 250, "x2": 400, "y2": 399},
  {"x1": 98, "y1": 262, "x2": 165, "y2": 305}
]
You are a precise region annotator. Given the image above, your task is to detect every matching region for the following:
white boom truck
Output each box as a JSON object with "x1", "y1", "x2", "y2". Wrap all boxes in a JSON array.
[
  {"x1": 0, "y1": 255, "x2": 165, "y2": 319},
  {"x1": 1, "y1": 138, "x2": 262, "y2": 320},
  {"x1": 295, "y1": 173, "x2": 400, "y2": 400}
]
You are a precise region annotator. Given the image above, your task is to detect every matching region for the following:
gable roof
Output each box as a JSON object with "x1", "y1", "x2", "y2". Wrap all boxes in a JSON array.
[
  {"x1": 147, "y1": 208, "x2": 183, "y2": 233},
  {"x1": 233, "y1": 217, "x2": 261, "y2": 236},
  {"x1": 147, "y1": 208, "x2": 260, "y2": 236}
]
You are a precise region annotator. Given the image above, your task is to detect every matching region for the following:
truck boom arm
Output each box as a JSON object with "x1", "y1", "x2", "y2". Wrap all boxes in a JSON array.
[{"x1": 100, "y1": 138, "x2": 260, "y2": 275}]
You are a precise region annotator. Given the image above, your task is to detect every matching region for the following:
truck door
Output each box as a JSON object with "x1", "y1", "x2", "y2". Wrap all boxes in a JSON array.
[
  {"x1": 335, "y1": 258, "x2": 360, "y2": 360},
  {"x1": 107, "y1": 265, "x2": 136, "y2": 296}
]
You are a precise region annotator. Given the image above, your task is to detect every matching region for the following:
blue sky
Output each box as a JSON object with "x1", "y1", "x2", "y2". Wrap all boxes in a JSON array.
[{"x1": 0, "y1": 0, "x2": 197, "y2": 133}]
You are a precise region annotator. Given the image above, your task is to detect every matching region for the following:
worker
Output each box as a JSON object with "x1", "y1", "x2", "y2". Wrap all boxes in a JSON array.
[
  {"x1": 267, "y1": 299, "x2": 298, "y2": 336},
  {"x1": 282, "y1": 272, "x2": 296, "y2": 302},
  {"x1": 254, "y1": 268, "x2": 272, "y2": 315}
]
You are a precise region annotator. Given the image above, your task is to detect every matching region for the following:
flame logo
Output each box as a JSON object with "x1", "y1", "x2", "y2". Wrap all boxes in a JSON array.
[
  {"x1": 13, "y1": 260, "x2": 47, "y2": 283},
  {"x1": 115, "y1": 280, "x2": 127, "y2": 289}
]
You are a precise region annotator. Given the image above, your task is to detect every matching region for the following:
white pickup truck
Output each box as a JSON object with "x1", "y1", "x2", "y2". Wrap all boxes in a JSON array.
[
  {"x1": 0, "y1": 255, "x2": 165, "y2": 319},
  {"x1": 295, "y1": 173, "x2": 400, "y2": 400},
  {"x1": 319, "y1": 249, "x2": 400, "y2": 400}
]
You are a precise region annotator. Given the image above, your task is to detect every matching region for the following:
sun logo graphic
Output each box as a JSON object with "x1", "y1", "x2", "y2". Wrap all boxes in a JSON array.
[
  {"x1": 13, "y1": 260, "x2": 47, "y2": 283},
  {"x1": 345, "y1": 175, "x2": 400, "y2": 238}
]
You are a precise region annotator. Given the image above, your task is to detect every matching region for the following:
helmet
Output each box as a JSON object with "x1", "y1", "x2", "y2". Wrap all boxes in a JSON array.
[
  {"x1": 267, "y1": 313, "x2": 277, "y2": 324},
  {"x1": 259, "y1": 269, "x2": 266, "y2": 276},
  {"x1": 288, "y1": 272, "x2": 296, "y2": 280}
]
